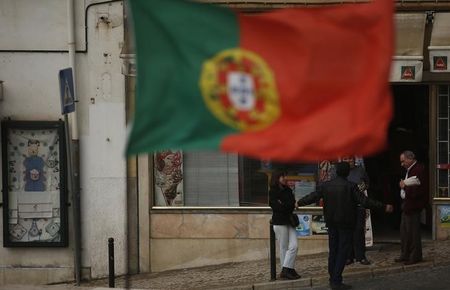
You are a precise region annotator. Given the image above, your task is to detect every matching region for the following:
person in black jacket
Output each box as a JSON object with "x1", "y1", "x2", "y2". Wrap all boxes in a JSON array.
[
  {"x1": 342, "y1": 156, "x2": 371, "y2": 266},
  {"x1": 297, "y1": 162, "x2": 393, "y2": 290},
  {"x1": 269, "y1": 170, "x2": 301, "y2": 280}
]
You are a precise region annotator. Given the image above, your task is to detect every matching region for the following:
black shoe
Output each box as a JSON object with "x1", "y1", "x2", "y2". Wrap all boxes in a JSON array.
[
  {"x1": 289, "y1": 268, "x2": 301, "y2": 279},
  {"x1": 280, "y1": 267, "x2": 300, "y2": 280},
  {"x1": 394, "y1": 257, "x2": 406, "y2": 263},
  {"x1": 357, "y1": 258, "x2": 371, "y2": 265},
  {"x1": 404, "y1": 259, "x2": 422, "y2": 265},
  {"x1": 345, "y1": 259, "x2": 354, "y2": 265}
]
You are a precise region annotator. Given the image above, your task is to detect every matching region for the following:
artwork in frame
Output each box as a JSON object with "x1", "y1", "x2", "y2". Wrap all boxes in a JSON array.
[{"x1": 1, "y1": 120, "x2": 68, "y2": 247}]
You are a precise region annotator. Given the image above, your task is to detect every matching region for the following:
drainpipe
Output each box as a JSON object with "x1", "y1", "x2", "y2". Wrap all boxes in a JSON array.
[
  {"x1": 121, "y1": 0, "x2": 140, "y2": 275},
  {"x1": 67, "y1": 0, "x2": 82, "y2": 285}
]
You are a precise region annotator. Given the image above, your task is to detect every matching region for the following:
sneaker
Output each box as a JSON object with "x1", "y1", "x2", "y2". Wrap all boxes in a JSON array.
[{"x1": 345, "y1": 259, "x2": 354, "y2": 265}]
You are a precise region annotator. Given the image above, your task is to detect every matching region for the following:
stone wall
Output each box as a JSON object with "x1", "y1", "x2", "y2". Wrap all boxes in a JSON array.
[{"x1": 150, "y1": 212, "x2": 328, "y2": 272}]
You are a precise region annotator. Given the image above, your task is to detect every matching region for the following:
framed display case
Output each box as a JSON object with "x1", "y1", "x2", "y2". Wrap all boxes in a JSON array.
[{"x1": 1, "y1": 120, "x2": 68, "y2": 247}]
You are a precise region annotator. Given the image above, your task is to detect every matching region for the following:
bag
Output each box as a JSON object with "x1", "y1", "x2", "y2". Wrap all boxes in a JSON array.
[{"x1": 290, "y1": 213, "x2": 300, "y2": 228}]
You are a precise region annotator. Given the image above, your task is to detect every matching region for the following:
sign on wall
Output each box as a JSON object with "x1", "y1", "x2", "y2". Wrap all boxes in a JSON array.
[
  {"x1": 389, "y1": 59, "x2": 423, "y2": 82},
  {"x1": 438, "y1": 205, "x2": 450, "y2": 228},
  {"x1": 1, "y1": 120, "x2": 68, "y2": 247},
  {"x1": 295, "y1": 214, "x2": 312, "y2": 237},
  {"x1": 58, "y1": 68, "x2": 76, "y2": 115},
  {"x1": 286, "y1": 175, "x2": 316, "y2": 201}
]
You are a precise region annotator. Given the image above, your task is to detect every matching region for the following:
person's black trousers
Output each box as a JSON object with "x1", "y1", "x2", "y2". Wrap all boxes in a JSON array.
[
  {"x1": 348, "y1": 207, "x2": 366, "y2": 261},
  {"x1": 400, "y1": 210, "x2": 422, "y2": 262},
  {"x1": 328, "y1": 227, "x2": 353, "y2": 285}
]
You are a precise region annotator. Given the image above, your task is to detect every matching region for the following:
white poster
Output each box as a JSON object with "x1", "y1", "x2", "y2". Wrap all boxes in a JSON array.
[
  {"x1": 294, "y1": 180, "x2": 316, "y2": 200},
  {"x1": 311, "y1": 215, "x2": 328, "y2": 234},
  {"x1": 295, "y1": 214, "x2": 312, "y2": 237},
  {"x1": 5, "y1": 125, "x2": 63, "y2": 243}
]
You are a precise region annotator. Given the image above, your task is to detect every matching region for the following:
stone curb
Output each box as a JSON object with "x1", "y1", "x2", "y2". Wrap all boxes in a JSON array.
[
  {"x1": 0, "y1": 284, "x2": 144, "y2": 290},
  {"x1": 228, "y1": 259, "x2": 450, "y2": 290}
]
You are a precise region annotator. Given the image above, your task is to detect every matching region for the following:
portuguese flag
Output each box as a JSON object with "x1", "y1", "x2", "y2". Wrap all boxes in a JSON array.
[{"x1": 127, "y1": 0, "x2": 393, "y2": 162}]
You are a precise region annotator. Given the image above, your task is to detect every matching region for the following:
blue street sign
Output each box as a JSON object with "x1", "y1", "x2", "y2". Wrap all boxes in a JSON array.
[{"x1": 58, "y1": 68, "x2": 76, "y2": 115}]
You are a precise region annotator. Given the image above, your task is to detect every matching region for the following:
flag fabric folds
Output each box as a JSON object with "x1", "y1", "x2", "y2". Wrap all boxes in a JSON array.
[{"x1": 127, "y1": 0, "x2": 393, "y2": 162}]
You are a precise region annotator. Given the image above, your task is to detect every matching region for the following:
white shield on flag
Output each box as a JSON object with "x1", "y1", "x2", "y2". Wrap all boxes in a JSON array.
[{"x1": 227, "y1": 72, "x2": 255, "y2": 111}]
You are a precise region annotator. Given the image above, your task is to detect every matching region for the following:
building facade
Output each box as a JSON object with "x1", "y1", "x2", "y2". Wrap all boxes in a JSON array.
[
  {"x1": 2, "y1": 0, "x2": 450, "y2": 286},
  {"x1": 0, "y1": 0, "x2": 128, "y2": 284}
]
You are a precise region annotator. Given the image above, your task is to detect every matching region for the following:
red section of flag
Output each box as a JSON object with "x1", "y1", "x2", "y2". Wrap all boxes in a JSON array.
[{"x1": 221, "y1": 0, "x2": 393, "y2": 162}]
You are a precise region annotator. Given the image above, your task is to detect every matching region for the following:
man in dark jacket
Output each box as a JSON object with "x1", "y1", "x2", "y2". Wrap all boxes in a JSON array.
[
  {"x1": 342, "y1": 156, "x2": 371, "y2": 266},
  {"x1": 297, "y1": 162, "x2": 393, "y2": 290},
  {"x1": 396, "y1": 150, "x2": 428, "y2": 265}
]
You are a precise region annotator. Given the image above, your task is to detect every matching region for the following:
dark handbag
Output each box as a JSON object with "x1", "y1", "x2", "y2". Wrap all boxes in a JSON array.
[{"x1": 290, "y1": 213, "x2": 300, "y2": 228}]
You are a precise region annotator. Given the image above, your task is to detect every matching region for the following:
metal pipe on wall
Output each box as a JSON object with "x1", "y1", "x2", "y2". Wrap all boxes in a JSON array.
[{"x1": 67, "y1": 0, "x2": 82, "y2": 285}]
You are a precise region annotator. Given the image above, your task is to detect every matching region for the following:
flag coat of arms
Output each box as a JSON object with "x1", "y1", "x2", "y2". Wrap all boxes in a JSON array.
[{"x1": 127, "y1": 0, "x2": 393, "y2": 162}]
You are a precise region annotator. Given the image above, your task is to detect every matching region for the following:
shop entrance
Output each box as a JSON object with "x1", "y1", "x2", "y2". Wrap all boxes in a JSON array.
[{"x1": 365, "y1": 85, "x2": 431, "y2": 241}]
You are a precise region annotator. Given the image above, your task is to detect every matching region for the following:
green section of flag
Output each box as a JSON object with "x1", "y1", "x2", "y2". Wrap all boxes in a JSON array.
[{"x1": 127, "y1": 0, "x2": 240, "y2": 155}]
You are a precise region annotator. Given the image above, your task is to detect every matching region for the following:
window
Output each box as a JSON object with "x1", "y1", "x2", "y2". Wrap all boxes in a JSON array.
[
  {"x1": 437, "y1": 85, "x2": 450, "y2": 197},
  {"x1": 153, "y1": 151, "x2": 320, "y2": 207},
  {"x1": 183, "y1": 152, "x2": 239, "y2": 206}
]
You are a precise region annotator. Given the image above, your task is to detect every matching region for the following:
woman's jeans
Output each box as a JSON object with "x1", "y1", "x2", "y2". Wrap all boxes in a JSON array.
[{"x1": 273, "y1": 225, "x2": 298, "y2": 269}]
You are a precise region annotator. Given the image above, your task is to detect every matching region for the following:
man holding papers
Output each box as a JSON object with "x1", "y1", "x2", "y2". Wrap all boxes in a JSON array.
[{"x1": 396, "y1": 151, "x2": 428, "y2": 265}]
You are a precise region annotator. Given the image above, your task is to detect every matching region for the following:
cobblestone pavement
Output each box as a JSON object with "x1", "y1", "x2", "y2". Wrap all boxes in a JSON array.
[
  {"x1": 312, "y1": 264, "x2": 450, "y2": 290},
  {"x1": 76, "y1": 239, "x2": 450, "y2": 290},
  {"x1": 0, "y1": 287, "x2": 92, "y2": 290}
]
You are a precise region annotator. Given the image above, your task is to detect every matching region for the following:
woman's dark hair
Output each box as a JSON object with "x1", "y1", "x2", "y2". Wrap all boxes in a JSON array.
[{"x1": 270, "y1": 170, "x2": 287, "y2": 188}]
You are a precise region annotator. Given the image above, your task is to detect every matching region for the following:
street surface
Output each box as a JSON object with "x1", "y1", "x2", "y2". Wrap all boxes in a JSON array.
[{"x1": 312, "y1": 264, "x2": 450, "y2": 290}]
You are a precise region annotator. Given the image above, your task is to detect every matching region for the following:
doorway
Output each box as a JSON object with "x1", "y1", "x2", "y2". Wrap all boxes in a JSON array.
[{"x1": 365, "y1": 85, "x2": 431, "y2": 241}]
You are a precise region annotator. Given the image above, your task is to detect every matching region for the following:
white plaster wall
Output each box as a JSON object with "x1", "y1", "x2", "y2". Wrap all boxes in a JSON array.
[
  {"x1": 77, "y1": 0, "x2": 126, "y2": 279},
  {"x1": 0, "y1": 53, "x2": 67, "y2": 119},
  {"x1": 0, "y1": 0, "x2": 85, "y2": 50},
  {"x1": 80, "y1": 103, "x2": 127, "y2": 278},
  {"x1": 0, "y1": 0, "x2": 126, "y2": 283}
]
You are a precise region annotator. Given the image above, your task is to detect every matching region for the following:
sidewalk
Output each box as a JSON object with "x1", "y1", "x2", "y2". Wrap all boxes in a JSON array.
[
  {"x1": 81, "y1": 238, "x2": 450, "y2": 290},
  {"x1": 4, "y1": 239, "x2": 450, "y2": 290}
]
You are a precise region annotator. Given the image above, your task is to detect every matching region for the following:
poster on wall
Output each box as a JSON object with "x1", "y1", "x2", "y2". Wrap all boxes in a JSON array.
[
  {"x1": 355, "y1": 156, "x2": 373, "y2": 246},
  {"x1": 310, "y1": 160, "x2": 336, "y2": 234},
  {"x1": 1, "y1": 121, "x2": 68, "y2": 247},
  {"x1": 154, "y1": 150, "x2": 184, "y2": 206},
  {"x1": 365, "y1": 209, "x2": 373, "y2": 246},
  {"x1": 286, "y1": 175, "x2": 316, "y2": 200},
  {"x1": 311, "y1": 215, "x2": 328, "y2": 234},
  {"x1": 318, "y1": 160, "x2": 336, "y2": 183},
  {"x1": 295, "y1": 214, "x2": 312, "y2": 237},
  {"x1": 438, "y1": 205, "x2": 450, "y2": 228}
]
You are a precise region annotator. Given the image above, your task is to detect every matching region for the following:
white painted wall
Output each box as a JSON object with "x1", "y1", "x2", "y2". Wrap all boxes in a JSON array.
[
  {"x1": 0, "y1": 0, "x2": 85, "y2": 51},
  {"x1": 77, "y1": 0, "x2": 126, "y2": 279},
  {"x1": 0, "y1": 0, "x2": 126, "y2": 283}
]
